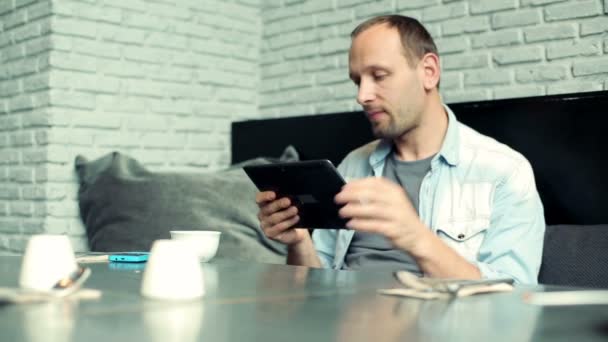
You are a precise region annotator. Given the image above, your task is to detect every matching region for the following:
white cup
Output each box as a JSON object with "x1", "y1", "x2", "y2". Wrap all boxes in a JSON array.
[
  {"x1": 169, "y1": 230, "x2": 221, "y2": 262},
  {"x1": 141, "y1": 239, "x2": 205, "y2": 300},
  {"x1": 19, "y1": 235, "x2": 78, "y2": 291}
]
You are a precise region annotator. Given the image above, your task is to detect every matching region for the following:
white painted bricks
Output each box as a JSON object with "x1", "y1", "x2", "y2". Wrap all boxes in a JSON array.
[
  {"x1": 0, "y1": 0, "x2": 260, "y2": 252},
  {"x1": 260, "y1": 0, "x2": 607, "y2": 111},
  {"x1": 1, "y1": 0, "x2": 606, "y2": 252}
]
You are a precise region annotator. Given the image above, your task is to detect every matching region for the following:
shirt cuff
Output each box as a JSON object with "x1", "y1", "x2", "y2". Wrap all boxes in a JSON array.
[{"x1": 475, "y1": 261, "x2": 537, "y2": 285}]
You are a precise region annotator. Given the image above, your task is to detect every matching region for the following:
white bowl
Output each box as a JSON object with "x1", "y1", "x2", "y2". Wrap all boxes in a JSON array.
[{"x1": 169, "y1": 230, "x2": 221, "y2": 262}]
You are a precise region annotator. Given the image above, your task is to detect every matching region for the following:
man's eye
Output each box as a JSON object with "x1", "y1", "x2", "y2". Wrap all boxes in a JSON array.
[{"x1": 373, "y1": 74, "x2": 387, "y2": 81}]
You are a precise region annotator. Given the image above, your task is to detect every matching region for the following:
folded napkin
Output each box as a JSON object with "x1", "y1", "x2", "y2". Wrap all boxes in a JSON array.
[
  {"x1": 0, "y1": 266, "x2": 101, "y2": 305},
  {"x1": 523, "y1": 290, "x2": 608, "y2": 306},
  {"x1": 378, "y1": 270, "x2": 514, "y2": 300},
  {"x1": 0, "y1": 288, "x2": 102, "y2": 305},
  {"x1": 75, "y1": 253, "x2": 110, "y2": 263}
]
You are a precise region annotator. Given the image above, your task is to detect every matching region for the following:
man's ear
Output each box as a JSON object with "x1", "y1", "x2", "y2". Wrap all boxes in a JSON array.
[{"x1": 420, "y1": 53, "x2": 440, "y2": 90}]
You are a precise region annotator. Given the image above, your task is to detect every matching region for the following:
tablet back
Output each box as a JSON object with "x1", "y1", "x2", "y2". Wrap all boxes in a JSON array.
[{"x1": 243, "y1": 160, "x2": 347, "y2": 228}]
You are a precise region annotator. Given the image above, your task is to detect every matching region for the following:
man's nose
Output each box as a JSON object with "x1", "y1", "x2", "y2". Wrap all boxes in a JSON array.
[{"x1": 356, "y1": 80, "x2": 375, "y2": 105}]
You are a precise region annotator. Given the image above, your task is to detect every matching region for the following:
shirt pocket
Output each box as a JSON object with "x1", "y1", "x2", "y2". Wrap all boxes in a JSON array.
[
  {"x1": 434, "y1": 182, "x2": 494, "y2": 261},
  {"x1": 436, "y1": 219, "x2": 489, "y2": 261}
]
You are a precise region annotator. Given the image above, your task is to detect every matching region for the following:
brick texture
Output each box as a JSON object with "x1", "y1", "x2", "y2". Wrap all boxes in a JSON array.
[
  {"x1": 260, "y1": 0, "x2": 606, "y2": 115},
  {"x1": 1, "y1": 0, "x2": 606, "y2": 252},
  {"x1": 0, "y1": 0, "x2": 260, "y2": 252},
  {"x1": 0, "y1": 0, "x2": 53, "y2": 252}
]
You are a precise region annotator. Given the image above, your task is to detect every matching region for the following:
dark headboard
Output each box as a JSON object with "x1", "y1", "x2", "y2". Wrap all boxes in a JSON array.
[{"x1": 232, "y1": 91, "x2": 608, "y2": 225}]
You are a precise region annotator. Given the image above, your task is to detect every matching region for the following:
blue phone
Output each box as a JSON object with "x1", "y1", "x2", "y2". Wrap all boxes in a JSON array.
[
  {"x1": 109, "y1": 261, "x2": 147, "y2": 271},
  {"x1": 109, "y1": 252, "x2": 149, "y2": 263}
]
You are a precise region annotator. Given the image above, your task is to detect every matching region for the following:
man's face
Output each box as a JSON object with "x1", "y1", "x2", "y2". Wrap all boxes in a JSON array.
[{"x1": 349, "y1": 24, "x2": 426, "y2": 140}]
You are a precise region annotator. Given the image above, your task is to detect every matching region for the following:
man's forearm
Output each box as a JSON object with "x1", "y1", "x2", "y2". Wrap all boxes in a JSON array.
[
  {"x1": 286, "y1": 235, "x2": 322, "y2": 268},
  {"x1": 408, "y1": 226, "x2": 481, "y2": 279}
]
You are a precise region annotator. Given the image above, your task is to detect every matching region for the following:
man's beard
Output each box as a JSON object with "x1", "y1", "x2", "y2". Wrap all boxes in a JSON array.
[{"x1": 371, "y1": 115, "x2": 414, "y2": 140}]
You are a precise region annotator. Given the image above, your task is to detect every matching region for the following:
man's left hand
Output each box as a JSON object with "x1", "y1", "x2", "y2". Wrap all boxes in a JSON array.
[{"x1": 335, "y1": 177, "x2": 430, "y2": 253}]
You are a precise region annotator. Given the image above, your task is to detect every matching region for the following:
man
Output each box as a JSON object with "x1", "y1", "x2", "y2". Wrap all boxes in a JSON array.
[{"x1": 255, "y1": 15, "x2": 545, "y2": 284}]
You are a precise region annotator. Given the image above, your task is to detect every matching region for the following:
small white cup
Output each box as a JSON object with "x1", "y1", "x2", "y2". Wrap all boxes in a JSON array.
[
  {"x1": 19, "y1": 234, "x2": 78, "y2": 291},
  {"x1": 141, "y1": 239, "x2": 205, "y2": 300},
  {"x1": 169, "y1": 230, "x2": 221, "y2": 262}
]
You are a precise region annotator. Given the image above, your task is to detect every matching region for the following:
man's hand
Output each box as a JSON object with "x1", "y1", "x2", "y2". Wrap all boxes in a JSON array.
[
  {"x1": 255, "y1": 191, "x2": 310, "y2": 245},
  {"x1": 334, "y1": 177, "x2": 430, "y2": 253},
  {"x1": 335, "y1": 177, "x2": 481, "y2": 279},
  {"x1": 256, "y1": 191, "x2": 322, "y2": 268}
]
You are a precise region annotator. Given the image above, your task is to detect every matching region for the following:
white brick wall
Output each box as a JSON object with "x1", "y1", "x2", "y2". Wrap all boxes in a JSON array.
[
  {"x1": 0, "y1": 0, "x2": 52, "y2": 252},
  {"x1": 1, "y1": 0, "x2": 606, "y2": 252},
  {"x1": 260, "y1": 0, "x2": 608, "y2": 112},
  {"x1": 1, "y1": 0, "x2": 260, "y2": 252}
]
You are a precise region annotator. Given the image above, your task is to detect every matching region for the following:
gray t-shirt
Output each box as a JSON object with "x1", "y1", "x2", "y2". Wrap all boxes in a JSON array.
[{"x1": 344, "y1": 151, "x2": 434, "y2": 274}]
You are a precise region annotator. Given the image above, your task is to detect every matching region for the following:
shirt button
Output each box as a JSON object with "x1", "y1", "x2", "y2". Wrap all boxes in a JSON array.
[{"x1": 457, "y1": 233, "x2": 465, "y2": 240}]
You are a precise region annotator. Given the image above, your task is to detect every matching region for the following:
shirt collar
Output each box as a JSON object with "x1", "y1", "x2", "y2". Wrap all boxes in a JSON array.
[
  {"x1": 369, "y1": 104, "x2": 460, "y2": 168},
  {"x1": 439, "y1": 104, "x2": 460, "y2": 166}
]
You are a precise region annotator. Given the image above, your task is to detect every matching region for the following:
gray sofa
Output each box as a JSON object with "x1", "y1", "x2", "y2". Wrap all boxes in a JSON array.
[{"x1": 75, "y1": 146, "x2": 301, "y2": 264}]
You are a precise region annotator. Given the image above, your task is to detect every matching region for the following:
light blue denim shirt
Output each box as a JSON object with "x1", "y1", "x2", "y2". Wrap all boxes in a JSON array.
[{"x1": 312, "y1": 105, "x2": 545, "y2": 284}]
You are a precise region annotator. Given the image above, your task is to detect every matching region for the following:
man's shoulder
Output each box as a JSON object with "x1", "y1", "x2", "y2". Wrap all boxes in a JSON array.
[
  {"x1": 345, "y1": 139, "x2": 381, "y2": 159},
  {"x1": 457, "y1": 122, "x2": 528, "y2": 167},
  {"x1": 455, "y1": 122, "x2": 535, "y2": 185},
  {"x1": 336, "y1": 140, "x2": 382, "y2": 175}
]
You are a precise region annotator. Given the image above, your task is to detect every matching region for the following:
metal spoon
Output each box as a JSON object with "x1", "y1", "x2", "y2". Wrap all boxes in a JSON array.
[
  {"x1": 48, "y1": 266, "x2": 92, "y2": 297},
  {"x1": 0, "y1": 267, "x2": 92, "y2": 304},
  {"x1": 394, "y1": 270, "x2": 514, "y2": 295}
]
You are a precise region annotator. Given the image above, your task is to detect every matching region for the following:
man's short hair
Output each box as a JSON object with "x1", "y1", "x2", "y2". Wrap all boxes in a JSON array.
[{"x1": 351, "y1": 15, "x2": 439, "y2": 68}]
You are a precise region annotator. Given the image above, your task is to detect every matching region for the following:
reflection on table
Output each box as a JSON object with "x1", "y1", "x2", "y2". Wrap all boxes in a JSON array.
[{"x1": 0, "y1": 256, "x2": 607, "y2": 342}]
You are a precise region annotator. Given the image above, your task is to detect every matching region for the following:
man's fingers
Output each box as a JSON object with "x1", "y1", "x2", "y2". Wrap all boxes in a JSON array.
[
  {"x1": 259, "y1": 197, "x2": 292, "y2": 216},
  {"x1": 335, "y1": 179, "x2": 382, "y2": 204},
  {"x1": 335, "y1": 178, "x2": 404, "y2": 205},
  {"x1": 266, "y1": 215, "x2": 300, "y2": 240},
  {"x1": 255, "y1": 191, "x2": 276, "y2": 206},
  {"x1": 260, "y1": 206, "x2": 298, "y2": 231},
  {"x1": 335, "y1": 188, "x2": 378, "y2": 205},
  {"x1": 256, "y1": 191, "x2": 303, "y2": 245},
  {"x1": 338, "y1": 202, "x2": 392, "y2": 221}
]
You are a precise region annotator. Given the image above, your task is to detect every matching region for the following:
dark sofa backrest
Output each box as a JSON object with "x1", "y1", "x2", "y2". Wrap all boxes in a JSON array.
[
  {"x1": 232, "y1": 111, "x2": 373, "y2": 168},
  {"x1": 233, "y1": 90, "x2": 608, "y2": 226}
]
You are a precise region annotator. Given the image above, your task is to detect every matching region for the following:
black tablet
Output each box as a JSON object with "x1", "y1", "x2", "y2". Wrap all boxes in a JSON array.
[{"x1": 243, "y1": 160, "x2": 348, "y2": 229}]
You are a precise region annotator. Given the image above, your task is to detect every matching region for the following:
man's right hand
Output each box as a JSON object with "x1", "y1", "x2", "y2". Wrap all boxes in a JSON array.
[{"x1": 255, "y1": 191, "x2": 310, "y2": 245}]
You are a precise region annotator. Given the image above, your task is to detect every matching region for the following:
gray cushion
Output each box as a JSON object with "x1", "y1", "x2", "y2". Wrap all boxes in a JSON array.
[
  {"x1": 75, "y1": 147, "x2": 299, "y2": 264},
  {"x1": 539, "y1": 224, "x2": 608, "y2": 288}
]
